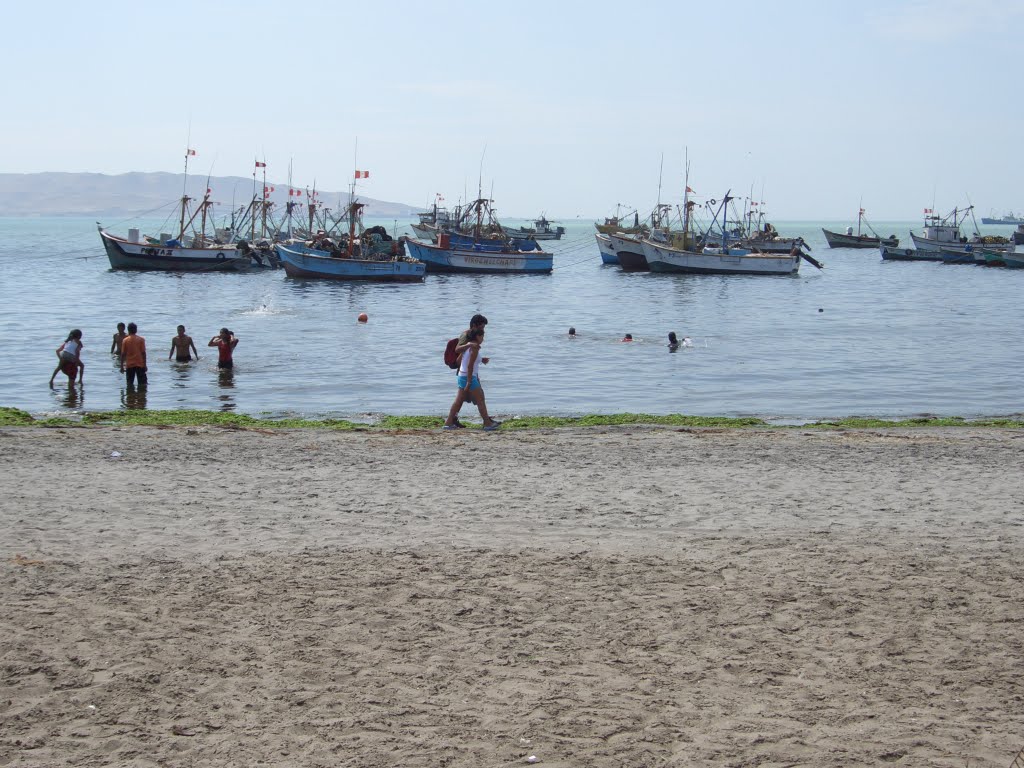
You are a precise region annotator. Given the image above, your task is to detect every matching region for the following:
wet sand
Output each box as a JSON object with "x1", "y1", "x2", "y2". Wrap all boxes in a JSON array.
[{"x1": 1, "y1": 425, "x2": 1022, "y2": 766}]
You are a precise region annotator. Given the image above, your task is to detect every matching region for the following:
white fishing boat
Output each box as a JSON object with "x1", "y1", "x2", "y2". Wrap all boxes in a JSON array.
[
  {"x1": 910, "y1": 206, "x2": 1009, "y2": 253},
  {"x1": 97, "y1": 149, "x2": 271, "y2": 272},
  {"x1": 642, "y1": 192, "x2": 821, "y2": 276}
]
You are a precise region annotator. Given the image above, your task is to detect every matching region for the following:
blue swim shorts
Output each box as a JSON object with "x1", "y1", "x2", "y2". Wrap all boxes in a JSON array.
[{"x1": 456, "y1": 375, "x2": 481, "y2": 391}]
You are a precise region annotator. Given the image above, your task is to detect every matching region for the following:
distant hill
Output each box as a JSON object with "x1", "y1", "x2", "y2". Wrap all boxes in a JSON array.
[{"x1": 0, "y1": 172, "x2": 421, "y2": 218}]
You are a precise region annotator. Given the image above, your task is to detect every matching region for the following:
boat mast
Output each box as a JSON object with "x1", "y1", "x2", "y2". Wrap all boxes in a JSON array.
[
  {"x1": 178, "y1": 144, "x2": 194, "y2": 240},
  {"x1": 260, "y1": 159, "x2": 268, "y2": 239},
  {"x1": 682, "y1": 149, "x2": 691, "y2": 245}
]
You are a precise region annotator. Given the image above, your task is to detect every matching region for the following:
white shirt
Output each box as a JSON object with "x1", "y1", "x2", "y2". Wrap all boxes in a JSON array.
[{"x1": 459, "y1": 345, "x2": 481, "y2": 377}]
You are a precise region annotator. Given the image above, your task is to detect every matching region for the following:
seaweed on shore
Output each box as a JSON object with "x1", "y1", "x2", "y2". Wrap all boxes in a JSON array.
[{"x1": 2, "y1": 407, "x2": 1023, "y2": 431}]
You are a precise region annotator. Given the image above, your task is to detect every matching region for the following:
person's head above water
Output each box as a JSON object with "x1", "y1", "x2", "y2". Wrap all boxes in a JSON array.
[
  {"x1": 568, "y1": 327, "x2": 576, "y2": 336},
  {"x1": 668, "y1": 332, "x2": 678, "y2": 344},
  {"x1": 622, "y1": 333, "x2": 633, "y2": 342}
]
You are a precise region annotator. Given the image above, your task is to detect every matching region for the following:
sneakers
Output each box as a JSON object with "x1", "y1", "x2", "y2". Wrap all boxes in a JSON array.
[
  {"x1": 483, "y1": 421, "x2": 502, "y2": 432},
  {"x1": 442, "y1": 424, "x2": 458, "y2": 430}
]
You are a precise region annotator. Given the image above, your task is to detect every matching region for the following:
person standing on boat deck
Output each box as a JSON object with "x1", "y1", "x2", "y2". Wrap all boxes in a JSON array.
[
  {"x1": 443, "y1": 327, "x2": 500, "y2": 431},
  {"x1": 169, "y1": 325, "x2": 200, "y2": 363},
  {"x1": 50, "y1": 329, "x2": 84, "y2": 386},
  {"x1": 110, "y1": 322, "x2": 127, "y2": 356},
  {"x1": 450, "y1": 314, "x2": 489, "y2": 428},
  {"x1": 209, "y1": 328, "x2": 238, "y2": 369},
  {"x1": 120, "y1": 323, "x2": 148, "y2": 389}
]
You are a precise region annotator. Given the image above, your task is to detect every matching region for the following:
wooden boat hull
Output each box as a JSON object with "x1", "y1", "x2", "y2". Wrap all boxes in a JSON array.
[
  {"x1": 642, "y1": 240, "x2": 800, "y2": 275},
  {"x1": 410, "y1": 223, "x2": 438, "y2": 242},
  {"x1": 938, "y1": 249, "x2": 977, "y2": 264},
  {"x1": 822, "y1": 229, "x2": 899, "y2": 249},
  {"x1": 910, "y1": 232, "x2": 1009, "y2": 253},
  {"x1": 405, "y1": 238, "x2": 552, "y2": 274},
  {"x1": 607, "y1": 233, "x2": 649, "y2": 271},
  {"x1": 505, "y1": 227, "x2": 564, "y2": 240},
  {"x1": 99, "y1": 228, "x2": 251, "y2": 272},
  {"x1": 276, "y1": 244, "x2": 425, "y2": 281},
  {"x1": 880, "y1": 246, "x2": 943, "y2": 262},
  {"x1": 741, "y1": 237, "x2": 801, "y2": 253},
  {"x1": 975, "y1": 248, "x2": 1008, "y2": 267},
  {"x1": 595, "y1": 234, "x2": 619, "y2": 265},
  {"x1": 1000, "y1": 251, "x2": 1024, "y2": 268}
]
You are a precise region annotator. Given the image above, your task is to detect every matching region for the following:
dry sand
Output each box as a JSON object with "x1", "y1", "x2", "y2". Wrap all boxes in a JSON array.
[{"x1": 1, "y1": 424, "x2": 1022, "y2": 767}]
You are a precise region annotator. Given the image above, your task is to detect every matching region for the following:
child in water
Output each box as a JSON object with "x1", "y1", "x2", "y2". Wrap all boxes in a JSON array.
[{"x1": 50, "y1": 329, "x2": 84, "y2": 386}]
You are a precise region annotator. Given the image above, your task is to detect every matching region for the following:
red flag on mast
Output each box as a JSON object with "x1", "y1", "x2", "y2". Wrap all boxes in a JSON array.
[
  {"x1": 354, "y1": 170, "x2": 369, "y2": 179},
  {"x1": 255, "y1": 161, "x2": 267, "y2": 168}
]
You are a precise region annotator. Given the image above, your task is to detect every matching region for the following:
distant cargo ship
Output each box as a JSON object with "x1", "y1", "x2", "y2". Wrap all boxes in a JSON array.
[{"x1": 980, "y1": 211, "x2": 1024, "y2": 225}]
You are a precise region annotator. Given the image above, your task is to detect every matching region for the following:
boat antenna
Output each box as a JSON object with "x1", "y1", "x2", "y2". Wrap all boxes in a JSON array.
[
  {"x1": 183, "y1": 120, "x2": 192, "y2": 200},
  {"x1": 965, "y1": 194, "x2": 980, "y2": 235},
  {"x1": 478, "y1": 144, "x2": 487, "y2": 203},
  {"x1": 656, "y1": 152, "x2": 664, "y2": 226},
  {"x1": 352, "y1": 136, "x2": 358, "y2": 204}
]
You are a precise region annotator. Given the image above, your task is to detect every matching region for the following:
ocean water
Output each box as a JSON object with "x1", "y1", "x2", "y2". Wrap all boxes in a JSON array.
[{"x1": 1, "y1": 216, "x2": 1021, "y2": 421}]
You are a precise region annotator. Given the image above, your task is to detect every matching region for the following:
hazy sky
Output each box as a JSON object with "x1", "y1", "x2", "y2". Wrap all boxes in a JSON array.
[{"x1": 4, "y1": 0, "x2": 1021, "y2": 220}]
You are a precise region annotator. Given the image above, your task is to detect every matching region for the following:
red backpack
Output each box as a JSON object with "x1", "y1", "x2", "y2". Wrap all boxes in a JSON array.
[{"x1": 443, "y1": 338, "x2": 460, "y2": 369}]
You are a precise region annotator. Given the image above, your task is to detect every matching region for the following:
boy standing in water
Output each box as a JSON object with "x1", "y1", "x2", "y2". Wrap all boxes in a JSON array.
[
  {"x1": 169, "y1": 325, "x2": 200, "y2": 362},
  {"x1": 110, "y1": 322, "x2": 127, "y2": 355},
  {"x1": 208, "y1": 328, "x2": 239, "y2": 369},
  {"x1": 119, "y1": 322, "x2": 148, "y2": 389}
]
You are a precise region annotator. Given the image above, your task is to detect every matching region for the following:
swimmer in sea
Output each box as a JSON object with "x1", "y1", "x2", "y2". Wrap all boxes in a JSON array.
[{"x1": 169, "y1": 325, "x2": 200, "y2": 362}]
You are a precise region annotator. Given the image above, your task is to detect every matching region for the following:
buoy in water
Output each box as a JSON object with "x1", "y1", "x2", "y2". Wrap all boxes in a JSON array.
[{"x1": 357, "y1": 312, "x2": 368, "y2": 323}]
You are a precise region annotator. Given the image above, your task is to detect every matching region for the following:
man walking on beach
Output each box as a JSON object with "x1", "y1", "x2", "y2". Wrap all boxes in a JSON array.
[
  {"x1": 120, "y1": 322, "x2": 147, "y2": 389},
  {"x1": 169, "y1": 325, "x2": 199, "y2": 362},
  {"x1": 449, "y1": 314, "x2": 494, "y2": 429}
]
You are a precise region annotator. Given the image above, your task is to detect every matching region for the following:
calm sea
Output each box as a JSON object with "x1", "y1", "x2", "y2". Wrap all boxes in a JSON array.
[{"x1": 1, "y1": 216, "x2": 1020, "y2": 422}]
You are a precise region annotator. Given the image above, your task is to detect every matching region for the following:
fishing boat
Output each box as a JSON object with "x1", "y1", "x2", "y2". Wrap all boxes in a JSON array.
[
  {"x1": 880, "y1": 246, "x2": 940, "y2": 262},
  {"x1": 742, "y1": 226, "x2": 802, "y2": 253},
  {"x1": 910, "y1": 206, "x2": 1010, "y2": 253},
  {"x1": 411, "y1": 195, "x2": 455, "y2": 241},
  {"x1": 405, "y1": 232, "x2": 552, "y2": 274},
  {"x1": 408, "y1": 195, "x2": 539, "y2": 251},
  {"x1": 822, "y1": 207, "x2": 899, "y2": 249},
  {"x1": 276, "y1": 200, "x2": 424, "y2": 281},
  {"x1": 97, "y1": 150, "x2": 277, "y2": 272},
  {"x1": 594, "y1": 204, "x2": 648, "y2": 236},
  {"x1": 276, "y1": 243, "x2": 424, "y2": 281},
  {"x1": 607, "y1": 231, "x2": 650, "y2": 271},
  {"x1": 642, "y1": 192, "x2": 821, "y2": 276},
  {"x1": 595, "y1": 233, "x2": 620, "y2": 265},
  {"x1": 739, "y1": 200, "x2": 800, "y2": 253},
  {"x1": 504, "y1": 215, "x2": 565, "y2": 240},
  {"x1": 605, "y1": 202, "x2": 677, "y2": 271},
  {"x1": 98, "y1": 222, "x2": 254, "y2": 272}
]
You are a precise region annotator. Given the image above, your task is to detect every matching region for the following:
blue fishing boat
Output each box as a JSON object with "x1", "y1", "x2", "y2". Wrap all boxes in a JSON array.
[
  {"x1": 405, "y1": 234, "x2": 552, "y2": 274},
  {"x1": 276, "y1": 242, "x2": 425, "y2": 281},
  {"x1": 275, "y1": 200, "x2": 425, "y2": 282}
]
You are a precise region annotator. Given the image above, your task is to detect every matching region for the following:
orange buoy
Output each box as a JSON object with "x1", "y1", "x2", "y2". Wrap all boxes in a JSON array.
[{"x1": 357, "y1": 313, "x2": 368, "y2": 323}]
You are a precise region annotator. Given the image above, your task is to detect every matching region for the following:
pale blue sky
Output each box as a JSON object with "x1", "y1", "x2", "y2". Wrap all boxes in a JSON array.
[{"x1": 4, "y1": 0, "x2": 1021, "y2": 219}]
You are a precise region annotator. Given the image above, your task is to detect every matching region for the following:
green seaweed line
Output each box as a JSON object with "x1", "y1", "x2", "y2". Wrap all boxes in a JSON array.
[{"x1": 2, "y1": 407, "x2": 1023, "y2": 430}]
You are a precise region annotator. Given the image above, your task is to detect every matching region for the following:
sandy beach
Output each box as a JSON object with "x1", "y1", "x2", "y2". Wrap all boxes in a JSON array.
[{"x1": 1, "y1": 424, "x2": 1022, "y2": 767}]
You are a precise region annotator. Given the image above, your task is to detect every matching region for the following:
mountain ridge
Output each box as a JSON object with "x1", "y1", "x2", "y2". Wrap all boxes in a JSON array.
[{"x1": 0, "y1": 172, "x2": 421, "y2": 218}]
